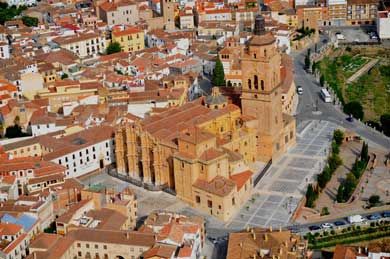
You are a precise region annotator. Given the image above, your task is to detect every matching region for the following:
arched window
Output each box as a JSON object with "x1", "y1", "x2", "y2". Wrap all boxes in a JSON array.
[
  {"x1": 264, "y1": 49, "x2": 267, "y2": 57},
  {"x1": 253, "y1": 53, "x2": 256, "y2": 59},
  {"x1": 254, "y1": 75, "x2": 258, "y2": 90},
  {"x1": 248, "y1": 79, "x2": 252, "y2": 89},
  {"x1": 261, "y1": 80, "x2": 265, "y2": 90}
]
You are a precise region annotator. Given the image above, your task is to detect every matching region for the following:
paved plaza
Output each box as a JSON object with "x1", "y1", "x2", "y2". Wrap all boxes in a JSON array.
[{"x1": 227, "y1": 120, "x2": 338, "y2": 230}]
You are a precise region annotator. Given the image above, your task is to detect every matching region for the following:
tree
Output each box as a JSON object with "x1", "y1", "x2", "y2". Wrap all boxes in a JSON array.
[
  {"x1": 333, "y1": 129, "x2": 344, "y2": 145},
  {"x1": 305, "y1": 184, "x2": 316, "y2": 208},
  {"x1": 344, "y1": 173, "x2": 357, "y2": 200},
  {"x1": 321, "y1": 207, "x2": 329, "y2": 216},
  {"x1": 61, "y1": 73, "x2": 68, "y2": 80},
  {"x1": 337, "y1": 184, "x2": 345, "y2": 202},
  {"x1": 328, "y1": 154, "x2": 342, "y2": 172},
  {"x1": 368, "y1": 195, "x2": 381, "y2": 206},
  {"x1": 360, "y1": 141, "x2": 369, "y2": 163},
  {"x1": 331, "y1": 141, "x2": 340, "y2": 155},
  {"x1": 305, "y1": 54, "x2": 311, "y2": 70},
  {"x1": 343, "y1": 101, "x2": 364, "y2": 120},
  {"x1": 212, "y1": 57, "x2": 225, "y2": 87},
  {"x1": 318, "y1": 166, "x2": 332, "y2": 189},
  {"x1": 5, "y1": 124, "x2": 27, "y2": 138},
  {"x1": 380, "y1": 113, "x2": 390, "y2": 137},
  {"x1": 106, "y1": 41, "x2": 122, "y2": 55},
  {"x1": 312, "y1": 61, "x2": 317, "y2": 73},
  {"x1": 320, "y1": 74, "x2": 325, "y2": 87},
  {"x1": 22, "y1": 16, "x2": 38, "y2": 27}
]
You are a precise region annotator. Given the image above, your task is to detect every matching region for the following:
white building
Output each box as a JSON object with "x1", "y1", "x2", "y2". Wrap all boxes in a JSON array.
[
  {"x1": 0, "y1": 42, "x2": 10, "y2": 59},
  {"x1": 276, "y1": 27, "x2": 292, "y2": 54},
  {"x1": 30, "y1": 120, "x2": 67, "y2": 137},
  {"x1": 377, "y1": 11, "x2": 390, "y2": 39},
  {"x1": 52, "y1": 32, "x2": 106, "y2": 58},
  {"x1": 3, "y1": 0, "x2": 37, "y2": 6},
  {"x1": 42, "y1": 126, "x2": 116, "y2": 178}
]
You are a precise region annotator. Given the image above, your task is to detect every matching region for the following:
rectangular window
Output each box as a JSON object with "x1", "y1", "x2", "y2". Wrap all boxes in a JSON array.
[
  {"x1": 232, "y1": 197, "x2": 235, "y2": 205},
  {"x1": 196, "y1": 196, "x2": 200, "y2": 203},
  {"x1": 207, "y1": 200, "x2": 212, "y2": 208}
]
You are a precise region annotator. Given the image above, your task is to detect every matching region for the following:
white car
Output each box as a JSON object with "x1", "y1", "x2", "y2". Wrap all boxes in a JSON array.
[
  {"x1": 321, "y1": 223, "x2": 333, "y2": 229},
  {"x1": 297, "y1": 87, "x2": 303, "y2": 95}
]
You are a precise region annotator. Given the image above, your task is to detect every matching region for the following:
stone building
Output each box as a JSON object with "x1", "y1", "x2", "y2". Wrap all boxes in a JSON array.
[
  {"x1": 241, "y1": 15, "x2": 296, "y2": 161},
  {"x1": 115, "y1": 88, "x2": 256, "y2": 221},
  {"x1": 115, "y1": 16, "x2": 296, "y2": 220},
  {"x1": 226, "y1": 227, "x2": 308, "y2": 259}
]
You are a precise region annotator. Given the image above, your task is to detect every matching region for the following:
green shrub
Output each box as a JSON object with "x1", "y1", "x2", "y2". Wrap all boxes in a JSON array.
[{"x1": 333, "y1": 129, "x2": 344, "y2": 145}]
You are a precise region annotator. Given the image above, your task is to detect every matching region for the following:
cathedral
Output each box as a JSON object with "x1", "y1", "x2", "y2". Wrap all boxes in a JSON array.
[{"x1": 115, "y1": 15, "x2": 296, "y2": 221}]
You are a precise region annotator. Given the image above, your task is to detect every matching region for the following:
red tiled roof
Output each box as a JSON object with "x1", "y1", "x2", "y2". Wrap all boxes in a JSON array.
[{"x1": 229, "y1": 170, "x2": 252, "y2": 191}]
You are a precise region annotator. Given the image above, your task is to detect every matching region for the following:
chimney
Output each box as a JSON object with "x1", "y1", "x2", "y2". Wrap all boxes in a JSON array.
[
  {"x1": 358, "y1": 247, "x2": 361, "y2": 254},
  {"x1": 126, "y1": 232, "x2": 130, "y2": 239},
  {"x1": 252, "y1": 232, "x2": 256, "y2": 240},
  {"x1": 246, "y1": 226, "x2": 250, "y2": 232},
  {"x1": 264, "y1": 234, "x2": 268, "y2": 241},
  {"x1": 269, "y1": 226, "x2": 272, "y2": 232},
  {"x1": 279, "y1": 226, "x2": 282, "y2": 232}
]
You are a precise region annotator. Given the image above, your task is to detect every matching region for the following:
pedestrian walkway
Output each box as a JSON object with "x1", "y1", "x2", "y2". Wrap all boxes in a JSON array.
[{"x1": 227, "y1": 120, "x2": 338, "y2": 230}]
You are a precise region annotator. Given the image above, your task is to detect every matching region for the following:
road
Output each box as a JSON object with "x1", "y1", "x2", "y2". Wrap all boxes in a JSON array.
[
  {"x1": 291, "y1": 210, "x2": 390, "y2": 235},
  {"x1": 292, "y1": 34, "x2": 390, "y2": 150}
]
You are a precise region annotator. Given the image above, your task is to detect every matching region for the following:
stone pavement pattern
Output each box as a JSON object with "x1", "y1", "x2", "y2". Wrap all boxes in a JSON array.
[{"x1": 227, "y1": 120, "x2": 338, "y2": 229}]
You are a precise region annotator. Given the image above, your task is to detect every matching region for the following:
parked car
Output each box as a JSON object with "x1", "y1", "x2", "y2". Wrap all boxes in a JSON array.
[
  {"x1": 334, "y1": 221, "x2": 346, "y2": 226},
  {"x1": 346, "y1": 116, "x2": 354, "y2": 122},
  {"x1": 321, "y1": 223, "x2": 333, "y2": 229},
  {"x1": 367, "y1": 213, "x2": 382, "y2": 220},
  {"x1": 382, "y1": 211, "x2": 390, "y2": 218},
  {"x1": 297, "y1": 86, "x2": 303, "y2": 95},
  {"x1": 287, "y1": 226, "x2": 300, "y2": 234},
  {"x1": 348, "y1": 215, "x2": 365, "y2": 224},
  {"x1": 309, "y1": 225, "x2": 321, "y2": 231}
]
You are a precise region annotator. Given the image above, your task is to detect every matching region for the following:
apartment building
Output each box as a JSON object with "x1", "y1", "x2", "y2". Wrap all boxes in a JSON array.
[
  {"x1": 2, "y1": 126, "x2": 116, "y2": 179},
  {"x1": 179, "y1": 7, "x2": 195, "y2": 29},
  {"x1": 0, "y1": 80, "x2": 18, "y2": 107},
  {"x1": 227, "y1": 228, "x2": 308, "y2": 259},
  {"x1": 347, "y1": 0, "x2": 378, "y2": 25},
  {"x1": 328, "y1": 0, "x2": 348, "y2": 26},
  {"x1": 377, "y1": 10, "x2": 390, "y2": 39},
  {"x1": 41, "y1": 126, "x2": 116, "y2": 178},
  {"x1": 98, "y1": 0, "x2": 139, "y2": 27},
  {"x1": 0, "y1": 156, "x2": 66, "y2": 195},
  {"x1": 35, "y1": 80, "x2": 101, "y2": 113},
  {"x1": 112, "y1": 26, "x2": 145, "y2": 52},
  {"x1": 0, "y1": 222, "x2": 30, "y2": 259},
  {"x1": 52, "y1": 32, "x2": 106, "y2": 58}
]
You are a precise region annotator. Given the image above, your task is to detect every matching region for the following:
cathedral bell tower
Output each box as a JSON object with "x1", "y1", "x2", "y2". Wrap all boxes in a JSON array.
[{"x1": 240, "y1": 14, "x2": 285, "y2": 161}]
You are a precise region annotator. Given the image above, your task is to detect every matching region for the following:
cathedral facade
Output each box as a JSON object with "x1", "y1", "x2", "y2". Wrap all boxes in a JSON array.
[{"x1": 115, "y1": 16, "x2": 296, "y2": 221}]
